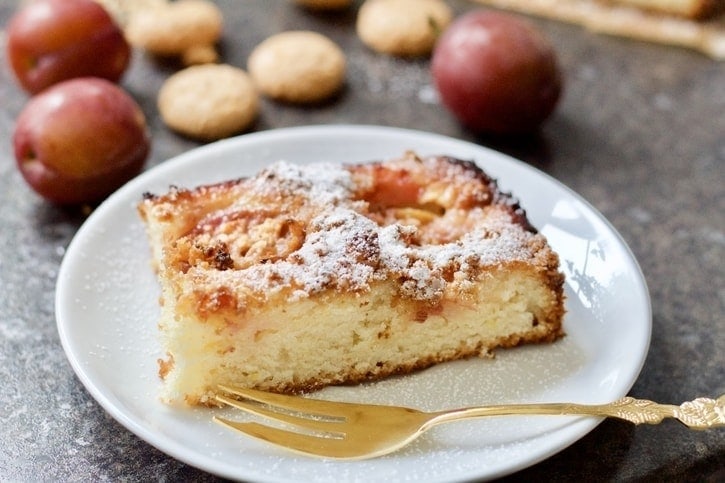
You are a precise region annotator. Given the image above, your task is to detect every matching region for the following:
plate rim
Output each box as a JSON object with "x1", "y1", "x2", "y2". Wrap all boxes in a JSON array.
[{"x1": 56, "y1": 124, "x2": 652, "y2": 482}]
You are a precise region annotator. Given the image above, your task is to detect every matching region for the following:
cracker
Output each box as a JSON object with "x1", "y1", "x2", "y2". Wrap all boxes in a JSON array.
[
  {"x1": 158, "y1": 64, "x2": 259, "y2": 141},
  {"x1": 356, "y1": 0, "x2": 453, "y2": 57},
  {"x1": 472, "y1": 0, "x2": 725, "y2": 59},
  {"x1": 248, "y1": 31, "x2": 347, "y2": 104}
]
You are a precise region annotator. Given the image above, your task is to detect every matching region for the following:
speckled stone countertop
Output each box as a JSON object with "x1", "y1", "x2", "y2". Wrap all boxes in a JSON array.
[{"x1": 0, "y1": 0, "x2": 723, "y2": 481}]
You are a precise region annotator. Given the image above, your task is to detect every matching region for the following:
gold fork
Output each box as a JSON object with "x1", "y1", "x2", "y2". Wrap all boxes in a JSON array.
[{"x1": 214, "y1": 384, "x2": 724, "y2": 460}]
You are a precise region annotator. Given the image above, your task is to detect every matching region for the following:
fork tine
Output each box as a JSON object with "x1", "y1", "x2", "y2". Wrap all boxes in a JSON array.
[
  {"x1": 215, "y1": 394, "x2": 344, "y2": 435},
  {"x1": 214, "y1": 418, "x2": 360, "y2": 459},
  {"x1": 217, "y1": 384, "x2": 359, "y2": 417}
]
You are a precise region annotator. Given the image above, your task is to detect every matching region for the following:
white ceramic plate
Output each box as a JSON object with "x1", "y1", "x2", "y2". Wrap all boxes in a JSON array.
[{"x1": 56, "y1": 125, "x2": 651, "y2": 482}]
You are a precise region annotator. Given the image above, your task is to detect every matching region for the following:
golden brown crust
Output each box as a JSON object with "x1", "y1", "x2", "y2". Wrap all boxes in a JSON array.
[
  {"x1": 157, "y1": 353, "x2": 174, "y2": 379},
  {"x1": 139, "y1": 152, "x2": 558, "y2": 318}
]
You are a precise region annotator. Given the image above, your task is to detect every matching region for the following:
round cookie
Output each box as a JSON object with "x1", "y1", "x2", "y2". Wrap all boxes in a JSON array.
[
  {"x1": 125, "y1": 0, "x2": 223, "y2": 64},
  {"x1": 158, "y1": 64, "x2": 259, "y2": 141},
  {"x1": 94, "y1": 0, "x2": 168, "y2": 26},
  {"x1": 356, "y1": 0, "x2": 453, "y2": 57},
  {"x1": 248, "y1": 31, "x2": 346, "y2": 104}
]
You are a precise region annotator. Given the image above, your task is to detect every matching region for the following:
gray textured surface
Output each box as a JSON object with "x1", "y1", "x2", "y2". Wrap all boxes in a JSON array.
[{"x1": 1, "y1": 0, "x2": 723, "y2": 481}]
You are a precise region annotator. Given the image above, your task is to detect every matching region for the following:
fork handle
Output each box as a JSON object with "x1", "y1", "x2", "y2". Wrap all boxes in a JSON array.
[{"x1": 429, "y1": 395, "x2": 725, "y2": 430}]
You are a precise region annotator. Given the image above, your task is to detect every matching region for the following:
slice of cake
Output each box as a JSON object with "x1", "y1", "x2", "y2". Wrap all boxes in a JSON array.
[{"x1": 138, "y1": 152, "x2": 566, "y2": 405}]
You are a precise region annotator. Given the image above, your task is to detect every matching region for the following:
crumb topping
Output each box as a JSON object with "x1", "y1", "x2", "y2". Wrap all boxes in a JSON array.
[{"x1": 143, "y1": 152, "x2": 556, "y2": 314}]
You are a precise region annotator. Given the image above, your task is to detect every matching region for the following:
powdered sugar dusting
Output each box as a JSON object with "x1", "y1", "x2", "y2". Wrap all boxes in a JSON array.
[
  {"x1": 248, "y1": 160, "x2": 354, "y2": 207},
  {"x1": 242, "y1": 207, "x2": 381, "y2": 298},
  {"x1": 171, "y1": 155, "x2": 551, "y2": 306}
]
